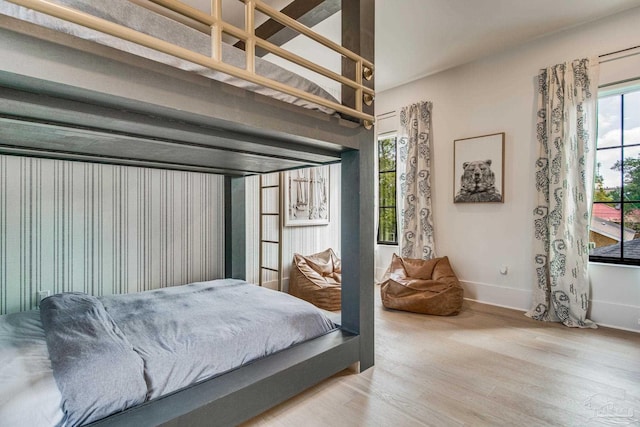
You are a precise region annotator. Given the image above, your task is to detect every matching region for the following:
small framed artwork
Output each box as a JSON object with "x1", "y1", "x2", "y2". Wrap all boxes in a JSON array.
[
  {"x1": 284, "y1": 165, "x2": 330, "y2": 226},
  {"x1": 453, "y1": 132, "x2": 505, "y2": 203}
]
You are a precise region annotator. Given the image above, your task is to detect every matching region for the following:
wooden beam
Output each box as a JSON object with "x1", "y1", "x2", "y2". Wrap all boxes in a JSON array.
[
  {"x1": 234, "y1": 0, "x2": 322, "y2": 51},
  {"x1": 234, "y1": 0, "x2": 340, "y2": 57}
]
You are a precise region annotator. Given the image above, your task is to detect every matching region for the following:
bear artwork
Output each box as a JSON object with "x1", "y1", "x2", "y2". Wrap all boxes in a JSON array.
[{"x1": 454, "y1": 159, "x2": 502, "y2": 202}]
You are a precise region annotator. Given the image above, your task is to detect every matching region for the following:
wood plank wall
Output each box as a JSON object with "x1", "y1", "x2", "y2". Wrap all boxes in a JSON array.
[{"x1": 245, "y1": 164, "x2": 342, "y2": 290}]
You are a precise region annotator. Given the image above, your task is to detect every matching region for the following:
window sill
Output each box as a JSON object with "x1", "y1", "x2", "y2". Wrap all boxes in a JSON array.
[
  {"x1": 377, "y1": 242, "x2": 398, "y2": 247},
  {"x1": 589, "y1": 260, "x2": 640, "y2": 269}
]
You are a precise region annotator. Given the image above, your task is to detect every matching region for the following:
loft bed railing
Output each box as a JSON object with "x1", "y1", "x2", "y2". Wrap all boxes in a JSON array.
[{"x1": 5, "y1": 0, "x2": 376, "y2": 128}]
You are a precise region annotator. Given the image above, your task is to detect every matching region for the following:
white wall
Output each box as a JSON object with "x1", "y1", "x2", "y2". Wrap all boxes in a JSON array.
[
  {"x1": 374, "y1": 112, "x2": 399, "y2": 282},
  {"x1": 263, "y1": 11, "x2": 342, "y2": 100},
  {"x1": 246, "y1": 164, "x2": 342, "y2": 291},
  {"x1": 376, "y1": 7, "x2": 640, "y2": 332}
]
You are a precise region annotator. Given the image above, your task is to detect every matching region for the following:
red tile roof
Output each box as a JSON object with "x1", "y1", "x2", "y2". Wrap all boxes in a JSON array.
[{"x1": 592, "y1": 204, "x2": 620, "y2": 221}]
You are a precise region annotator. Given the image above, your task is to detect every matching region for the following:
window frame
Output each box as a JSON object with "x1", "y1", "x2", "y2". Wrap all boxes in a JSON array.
[
  {"x1": 590, "y1": 86, "x2": 640, "y2": 266},
  {"x1": 377, "y1": 134, "x2": 398, "y2": 246}
]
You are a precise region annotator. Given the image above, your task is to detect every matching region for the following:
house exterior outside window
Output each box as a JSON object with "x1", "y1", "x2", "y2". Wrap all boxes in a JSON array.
[{"x1": 590, "y1": 86, "x2": 640, "y2": 265}]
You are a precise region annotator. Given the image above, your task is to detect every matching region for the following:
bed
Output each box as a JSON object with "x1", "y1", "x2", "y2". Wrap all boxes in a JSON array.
[
  {"x1": 0, "y1": 0, "x2": 340, "y2": 115},
  {"x1": 0, "y1": 0, "x2": 374, "y2": 425},
  {"x1": 0, "y1": 279, "x2": 340, "y2": 426}
]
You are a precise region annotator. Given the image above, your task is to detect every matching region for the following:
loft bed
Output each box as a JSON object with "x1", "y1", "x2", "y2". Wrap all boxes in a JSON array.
[{"x1": 0, "y1": 0, "x2": 374, "y2": 426}]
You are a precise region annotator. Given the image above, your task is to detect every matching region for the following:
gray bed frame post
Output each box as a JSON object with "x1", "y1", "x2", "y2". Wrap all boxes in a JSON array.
[
  {"x1": 224, "y1": 175, "x2": 246, "y2": 280},
  {"x1": 341, "y1": 0, "x2": 375, "y2": 372},
  {"x1": 341, "y1": 149, "x2": 375, "y2": 371}
]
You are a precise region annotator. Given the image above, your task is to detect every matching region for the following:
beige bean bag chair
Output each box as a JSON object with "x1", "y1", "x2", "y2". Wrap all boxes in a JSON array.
[
  {"x1": 289, "y1": 248, "x2": 341, "y2": 311},
  {"x1": 380, "y1": 254, "x2": 463, "y2": 316}
]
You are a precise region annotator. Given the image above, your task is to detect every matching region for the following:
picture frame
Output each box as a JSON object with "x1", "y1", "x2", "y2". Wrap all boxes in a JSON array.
[
  {"x1": 453, "y1": 132, "x2": 505, "y2": 203},
  {"x1": 283, "y1": 165, "x2": 330, "y2": 226}
]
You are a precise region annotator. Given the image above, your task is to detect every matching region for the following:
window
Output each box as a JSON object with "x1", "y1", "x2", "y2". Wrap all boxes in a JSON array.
[
  {"x1": 590, "y1": 86, "x2": 640, "y2": 265},
  {"x1": 377, "y1": 135, "x2": 397, "y2": 245}
]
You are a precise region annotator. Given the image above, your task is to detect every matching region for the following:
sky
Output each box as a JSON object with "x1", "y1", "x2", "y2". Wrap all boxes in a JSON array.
[{"x1": 596, "y1": 89, "x2": 640, "y2": 189}]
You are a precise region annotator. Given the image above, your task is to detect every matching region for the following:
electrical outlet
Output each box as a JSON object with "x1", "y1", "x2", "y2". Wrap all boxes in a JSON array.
[{"x1": 37, "y1": 290, "x2": 50, "y2": 306}]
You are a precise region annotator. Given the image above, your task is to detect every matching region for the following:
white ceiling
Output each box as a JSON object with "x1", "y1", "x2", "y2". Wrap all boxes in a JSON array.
[
  {"x1": 375, "y1": 0, "x2": 640, "y2": 92},
  {"x1": 181, "y1": 0, "x2": 640, "y2": 93}
]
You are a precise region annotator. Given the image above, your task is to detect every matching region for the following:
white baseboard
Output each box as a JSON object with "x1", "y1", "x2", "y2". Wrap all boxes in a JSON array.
[
  {"x1": 589, "y1": 300, "x2": 640, "y2": 333},
  {"x1": 459, "y1": 280, "x2": 639, "y2": 333},
  {"x1": 459, "y1": 280, "x2": 531, "y2": 312}
]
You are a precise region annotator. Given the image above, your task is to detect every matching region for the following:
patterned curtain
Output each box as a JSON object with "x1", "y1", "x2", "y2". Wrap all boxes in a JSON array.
[
  {"x1": 399, "y1": 101, "x2": 436, "y2": 259},
  {"x1": 526, "y1": 58, "x2": 599, "y2": 328}
]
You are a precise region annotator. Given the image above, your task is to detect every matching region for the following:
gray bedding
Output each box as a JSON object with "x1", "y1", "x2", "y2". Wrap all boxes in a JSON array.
[
  {"x1": 0, "y1": 0, "x2": 338, "y2": 114},
  {"x1": 40, "y1": 294, "x2": 147, "y2": 426},
  {"x1": 39, "y1": 279, "x2": 336, "y2": 426}
]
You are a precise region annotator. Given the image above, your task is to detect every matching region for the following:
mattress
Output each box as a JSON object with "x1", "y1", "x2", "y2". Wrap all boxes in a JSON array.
[
  {"x1": 0, "y1": 0, "x2": 338, "y2": 114},
  {"x1": 0, "y1": 279, "x2": 337, "y2": 426},
  {"x1": 0, "y1": 310, "x2": 64, "y2": 426}
]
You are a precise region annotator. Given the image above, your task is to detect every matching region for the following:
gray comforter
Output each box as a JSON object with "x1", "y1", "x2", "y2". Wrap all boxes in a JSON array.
[{"x1": 40, "y1": 279, "x2": 336, "y2": 426}]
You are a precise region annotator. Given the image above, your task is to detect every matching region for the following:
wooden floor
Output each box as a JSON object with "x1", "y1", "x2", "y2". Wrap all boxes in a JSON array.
[{"x1": 243, "y1": 289, "x2": 640, "y2": 426}]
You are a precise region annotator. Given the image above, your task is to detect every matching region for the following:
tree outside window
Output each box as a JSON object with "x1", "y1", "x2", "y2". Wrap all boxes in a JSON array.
[
  {"x1": 377, "y1": 136, "x2": 397, "y2": 245},
  {"x1": 590, "y1": 88, "x2": 640, "y2": 265}
]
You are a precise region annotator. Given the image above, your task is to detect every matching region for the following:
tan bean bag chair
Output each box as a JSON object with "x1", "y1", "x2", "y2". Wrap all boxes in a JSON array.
[
  {"x1": 289, "y1": 248, "x2": 341, "y2": 311},
  {"x1": 380, "y1": 254, "x2": 463, "y2": 316}
]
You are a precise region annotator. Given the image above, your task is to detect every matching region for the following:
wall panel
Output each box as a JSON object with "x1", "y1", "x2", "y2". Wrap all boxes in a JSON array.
[{"x1": 0, "y1": 155, "x2": 225, "y2": 314}]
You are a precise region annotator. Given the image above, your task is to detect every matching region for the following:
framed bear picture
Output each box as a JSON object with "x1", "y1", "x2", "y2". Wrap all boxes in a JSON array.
[{"x1": 453, "y1": 133, "x2": 505, "y2": 203}]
